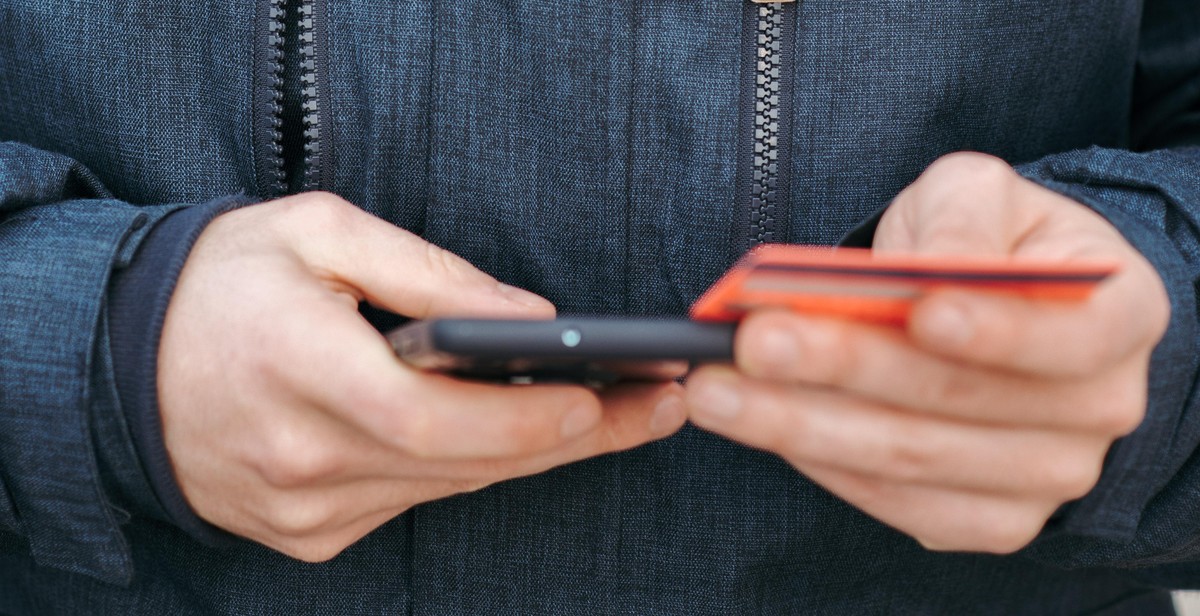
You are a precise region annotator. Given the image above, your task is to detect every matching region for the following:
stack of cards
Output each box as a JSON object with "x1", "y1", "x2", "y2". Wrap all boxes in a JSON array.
[{"x1": 690, "y1": 246, "x2": 1118, "y2": 325}]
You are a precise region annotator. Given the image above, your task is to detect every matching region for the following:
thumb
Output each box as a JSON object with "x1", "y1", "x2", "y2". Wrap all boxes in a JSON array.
[
  {"x1": 874, "y1": 152, "x2": 1032, "y2": 257},
  {"x1": 279, "y1": 193, "x2": 555, "y2": 319}
]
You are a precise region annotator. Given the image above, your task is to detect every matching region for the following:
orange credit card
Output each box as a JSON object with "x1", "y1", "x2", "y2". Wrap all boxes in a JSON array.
[{"x1": 689, "y1": 246, "x2": 1119, "y2": 326}]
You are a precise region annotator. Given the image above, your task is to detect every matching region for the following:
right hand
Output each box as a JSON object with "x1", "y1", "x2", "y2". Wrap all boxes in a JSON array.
[{"x1": 158, "y1": 192, "x2": 687, "y2": 561}]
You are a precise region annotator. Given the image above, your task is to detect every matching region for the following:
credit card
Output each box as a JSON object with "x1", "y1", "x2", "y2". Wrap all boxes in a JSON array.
[{"x1": 690, "y1": 246, "x2": 1119, "y2": 325}]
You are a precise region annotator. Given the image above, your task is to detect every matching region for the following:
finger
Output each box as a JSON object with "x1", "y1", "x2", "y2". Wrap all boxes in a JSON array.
[
  {"x1": 735, "y1": 310, "x2": 1147, "y2": 432},
  {"x1": 908, "y1": 260, "x2": 1167, "y2": 377},
  {"x1": 685, "y1": 367, "x2": 1107, "y2": 496},
  {"x1": 597, "y1": 360, "x2": 690, "y2": 382},
  {"x1": 497, "y1": 381, "x2": 687, "y2": 477},
  {"x1": 799, "y1": 462, "x2": 1056, "y2": 554},
  {"x1": 874, "y1": 153, "x2": 1041, "y2": 256},
  {"x1": 273, "y1": 192, "x2": 555, "y2": 319},
  {"x1": 326, "y1": 381, "x2": 686, "y2": 484},
  {"x1": 869, "y1": 153, "x2": 1170, "y2": 377},
  {"x1": 348, "y1": 370, "x2": 604, "y2": 461},
  {"x1": 248, "y1": 377, "x2": 636, "y2": 490},
  {"x1": 322, "y1": 325, "x2": 686, "y2": 461}
]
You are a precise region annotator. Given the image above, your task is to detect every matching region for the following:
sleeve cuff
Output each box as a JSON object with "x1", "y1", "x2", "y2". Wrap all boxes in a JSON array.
[
  {"x1": 1016, "y1": 147, "x2": 1200, "y2": 541},
  {"x1": 108, "y1": 194, "x2": 255, "y2": 547}
]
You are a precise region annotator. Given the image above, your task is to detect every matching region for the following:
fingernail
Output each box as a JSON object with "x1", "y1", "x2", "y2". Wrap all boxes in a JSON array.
[
  {"x1": 692, "y1": 379, "x2": 743, "y2": 422},
  {"x1": 497, "y1": 283, "x2": 551, "y2": 309},
  {"x1": 919, "y1": 300, "x2": 974, "y2": 349},
  {"x1": 560, "y1": 405, "x2": 598, "y2": 439},
  {"x1": 649, "y1": 394, "x2": 685, "y2": 435}
]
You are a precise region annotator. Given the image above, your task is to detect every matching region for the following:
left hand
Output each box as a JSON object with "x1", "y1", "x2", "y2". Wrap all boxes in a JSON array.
[{"x1": 686, "y1": 152, "x2": 1170, "y2": 553}]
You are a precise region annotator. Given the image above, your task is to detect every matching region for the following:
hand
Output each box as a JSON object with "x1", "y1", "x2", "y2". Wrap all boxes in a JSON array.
[
  {"x1": 686, "y1": 152, "x2": 1170, "y2": 552},
  {"x1": 158, "y1": 192, "x2": 687, "y2": 561}
]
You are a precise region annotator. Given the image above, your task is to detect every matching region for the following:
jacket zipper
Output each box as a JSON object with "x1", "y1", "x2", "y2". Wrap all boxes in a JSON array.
[
  {"x1": 739, "y1": 0, "x2": 795, "y2": 248},
  {"x1": 296, "y1": 0, "x2": 323, "y2": 192},
  {"x1": 256, "y1": 0, "x2": 288, "y2": 197},
  {"x1": 255, "y1": 0, "x2": 325, "y2": 196}
]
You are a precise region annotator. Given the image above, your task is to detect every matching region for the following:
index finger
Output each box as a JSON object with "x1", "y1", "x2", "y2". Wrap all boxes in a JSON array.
[
  {"x1": 735, "y1": 309, "x2": 1144, "y2": 430},
  {"x1": 267, "y1": 193, "x2": 557, "y2": 320},
  {"x1": 908, "y1": 252, "x2": 1168, "y2": 377},
  {"x1": 298, "y1": 308, "x2": 685, "y2": 460}
]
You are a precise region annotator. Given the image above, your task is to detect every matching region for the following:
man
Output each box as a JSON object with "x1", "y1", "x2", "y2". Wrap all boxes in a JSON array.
[{"x1": 0, "y1": 0, "x2": 1197, "y2": 613}]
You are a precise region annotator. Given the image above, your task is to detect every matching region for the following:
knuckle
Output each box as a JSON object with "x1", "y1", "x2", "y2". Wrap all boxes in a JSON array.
[
  {"x1": 262, "y1": 498, "x2": 336, "y2": 539},
  {"x1": 277, "y1": 513, "x2": 403, "y2": 563},
  {"x1": 237, "y1": 338, "x2": 291, "y2": 393},
  {"x1": 421, "y1": 241, "x2": 476, "y2": 284},
  {"x1": 739, "y1": 312, "x2": 806, "y2": 379},
  {"x1": 842, "y1": 473, "x2": 890, "y2": 511},
  {"x1": 916, "y1": 537, "x2": 956, "y2": 552},
  {"x1": 926, "y1": 152, "x2": 1013, "y2": 187},
  {"x1": 268, "y1": 191, "x2": 359, "y2": 250},
  {"x1": 299, "y1": 190, "x2": 350, "y2": 213},
  {"x1": 1091, "y1": 403, "x2": 1144, "y2": 438},
  {"x1": 294, "y1": 191, "x2": 357, "y2": 231},
  {"x1": 811, "y1": 324, "x2": 859, "y2": 388},
  {"x1": 1102, "y1": 379, "x2": 1148, "y2": 435},
  {"x1": 736, "y1": 316, "x2": 777, "y2": 376},
  {"x1": 766, "y1": 400, "x2": 813, "y2": 460},
  {"x1": 445, "y1": 478, "x2": 492, "y2": 496},
  {"x1": 276, "y1": 538, "x2": 349, "y2": 563},
  {"x1": 259, "y1": 458, "x2": 315, "y2": 490},
  {"x1": 259, "y1": 451, "x2": 338, "y2": 490},
  {"x1": 256, "y1": 426, "x2": 342, "y2": 489},
  {"x1": 874, "y1": 424, "x2": 935, "y2": 483},
  {"x1": 977, "y1": 516, "x2": 1042, "y2": 554},
  {"x1": 913, "y1": 370, "x2": 983, "y2": 416},
  {"x1": 1040, "y1": 454, "x2": 1102, "y2": 500}
]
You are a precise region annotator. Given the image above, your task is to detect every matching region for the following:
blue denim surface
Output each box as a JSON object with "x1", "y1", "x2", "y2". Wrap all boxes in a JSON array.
[{"x1": 1, "y1": 0, "x2": 1199, "y2": 613}]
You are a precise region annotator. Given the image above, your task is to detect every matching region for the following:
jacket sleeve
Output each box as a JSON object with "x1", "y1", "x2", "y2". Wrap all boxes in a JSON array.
[
  {"x1": 0, "y1": 141, "x2": 247, "y2": 585},
  {"x1": 989, "y1": 0, "x2": 1200, "y2": 574},
  {"x1": 1018, "y1": 148, "x2": 1200, "y2": 571}
]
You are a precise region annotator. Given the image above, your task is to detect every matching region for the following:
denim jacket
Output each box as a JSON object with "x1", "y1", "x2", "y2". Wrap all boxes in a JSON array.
[{"x1": 1, "y1": 0, "x2": 1199, "y2": 613}]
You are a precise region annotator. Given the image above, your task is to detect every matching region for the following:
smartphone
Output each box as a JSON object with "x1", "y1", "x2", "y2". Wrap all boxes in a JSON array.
[{"x1": 388, "y1": 317, "x2": 735, "y2": 386}]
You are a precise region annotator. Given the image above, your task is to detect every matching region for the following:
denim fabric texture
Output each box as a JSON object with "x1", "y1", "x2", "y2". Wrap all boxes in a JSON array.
[
  {"x1": 1, "y1": 0, "x2": 1200, "y2": 613},
  {"x1": 0, "y1": 144, "x2": 187, "y2": 584}
]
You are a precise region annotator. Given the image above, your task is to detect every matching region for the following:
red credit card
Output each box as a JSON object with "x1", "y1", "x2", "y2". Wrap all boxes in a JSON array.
[{"x1": 690, "y1": 246, "x2": 1119, "y2": 326}]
